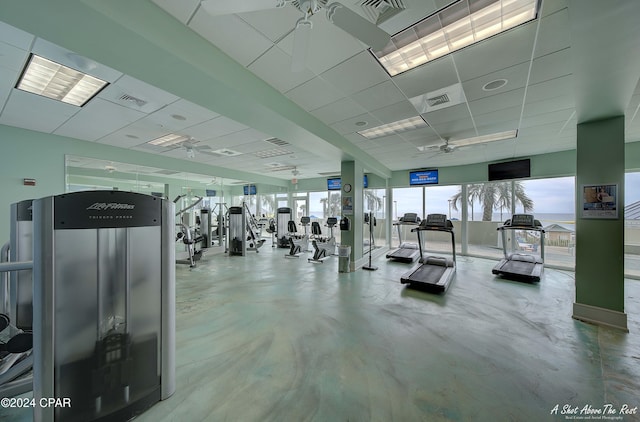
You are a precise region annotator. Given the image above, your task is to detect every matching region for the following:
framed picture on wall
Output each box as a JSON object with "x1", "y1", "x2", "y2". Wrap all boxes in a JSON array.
[{"x1": 581, "y1": 184, "x2": 618, "y2": 219}]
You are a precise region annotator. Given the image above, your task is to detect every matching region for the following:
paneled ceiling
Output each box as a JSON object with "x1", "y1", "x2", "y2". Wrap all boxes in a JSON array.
[{"x1": 1, "y1": 0, "x2": 639, "y2": 182}]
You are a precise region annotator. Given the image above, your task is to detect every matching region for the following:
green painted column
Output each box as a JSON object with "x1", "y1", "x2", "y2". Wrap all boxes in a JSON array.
[
  {"x1": 573, "y1": 116, "x2": 627, "y2": 331},
  {"x1": 340, "y1": 161, "x2": 364, "y2": 271}
]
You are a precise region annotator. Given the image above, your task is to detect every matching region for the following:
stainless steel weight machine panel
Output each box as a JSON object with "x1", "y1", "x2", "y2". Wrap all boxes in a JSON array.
[{"x1": 32, "y1": 191, "x2": 175, "y2": 422}]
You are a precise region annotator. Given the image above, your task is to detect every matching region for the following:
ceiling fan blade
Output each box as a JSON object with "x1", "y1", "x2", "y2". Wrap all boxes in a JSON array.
[
  {"x1": 325, "y1": 2, "x2": 390, "y2": 51},
  {"x1": 291, "y1": 18, "x2": 312, "y2": 73},
  {"x1": 200, "y1": 0, "x2": 284, "y2": 16}
]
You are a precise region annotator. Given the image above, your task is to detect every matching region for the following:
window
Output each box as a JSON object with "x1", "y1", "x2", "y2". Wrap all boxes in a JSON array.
[{"x1": 624, "y1": 172, "x2": 640, "y2": 278}]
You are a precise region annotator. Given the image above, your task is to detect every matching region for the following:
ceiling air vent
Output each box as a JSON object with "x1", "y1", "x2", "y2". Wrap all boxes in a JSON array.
[
  {"x1": 255, "y1": 148, "x2": 293, "y2": 159},
  {"x1": 155, "y1": 169, "x2": 180, "y2": 175},
  {"x1": 119, "y1": 94, "x2": 147, "y2": 108},
  {"x1": 427, "y1": 94, "x2": 450, "y2": 107},
  {"x1": 264, "y1": 137, "x2": 290, "y2": 147},
  {"x1": 358, "y1": 0, "x2": 405, "y2": 24}
]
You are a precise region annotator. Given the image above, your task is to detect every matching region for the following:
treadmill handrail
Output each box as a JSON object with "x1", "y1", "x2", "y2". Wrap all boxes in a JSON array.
[
  {"x1": 411, "y1": 226, "x2": 453, "y2": 232},
  {"x1": 497, "y1": 225, "x2": 545, "y2": 232}
]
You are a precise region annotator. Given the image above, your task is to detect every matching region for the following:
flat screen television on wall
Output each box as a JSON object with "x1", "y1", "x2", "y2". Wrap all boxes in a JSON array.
[
  {"x1": 327, "y1": 178, "x2": 341, "y2": 191},
  {"x1": 409, "y1": 169, "x2": 439, "y2": 185},
  {"x1": 488, "y1": 159, "x2": 530, "y2": 181}
]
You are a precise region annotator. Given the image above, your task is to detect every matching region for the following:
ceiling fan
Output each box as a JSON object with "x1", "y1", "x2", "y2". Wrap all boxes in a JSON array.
[
  {"x1": 417, "y1": 130, "x2": 520, "y2": 159},
  {"x1": 200, "y1": 0, "x2": 391, "y2": 72}
]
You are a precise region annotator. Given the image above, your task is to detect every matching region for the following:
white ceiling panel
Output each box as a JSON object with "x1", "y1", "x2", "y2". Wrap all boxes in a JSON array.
[
  {"x1": 0, "y1": 90, "x2": 79, "y2": 133},
  {"x1": 534, "y1": 8, "x2": 570, "y2": 59},
  {"x1": 453, "y1": 22, "x2": 538, "y2": 82},
  {"x1": 402, "y1": 126, "x2": 443, "y2": 146},
  {"x1": 422, "y1": 103, "x2": 471, "y2": 125},
  {"x1": 523, "y1": 95, "x2": 575, "y2": 117},
  {"x1": 0, "y1": 21, "x2": 33, "y2": 50},
  {"x1": 31, "y1": 38, "x2": 122, "y2": 82},
  {"x1": 54, "y1": 98, "x2": 146, "y2": 141},
  {"x1": 0, "y1": 40, "x2": 29, "y2": 74},
  {"x1": 473, "y1": 107, "x2": 522, "y2": 129},
  {"x1": 520, "y1": 109, "x2": 575, "y2": 129},
  {"x1": 285, "y1": 76, "x2": 345, "y2": 111},
  {"x1": 525, "y1": 75, "x2": 573, "y2": 104},
  {"x1": 392, "y1": 56, "x2": 458, "y2": 99},
  {"x1": 277, "y1": 13, "x2": 368, "y2": 75},
  {"x1": 310, "y1": 97, "x2": 368, "y2": 125},
  {"x1": 370, "y1": 100, "x2": 418, "y2": 125},
  {"x1": 151, "y1": 0, "x2": 200, "y2": 25},
  {"x1": 96, "y1": 120, "x2": 169, "y2": 148},
  {"x1": 145, "y1": 99, "x2": 220, "y2": 131},
  {"x1": 540, "y1": 0, "x2": 568, "y2": 18},
  {"x1": 247, "y1": 46, "x2": 315, "y2": 93},
  {"x1": 529, "y1": 48, "x2": 572, "y2": 85},
  {"x1": 320, "y1": 51, "x2": 389, "y2": 96},
  {"x1": 98, "y1": 75, "x2": 180, "y2": 114},
  {"x1": 184, "y1": 116, "x2": 249, "y2": 142},
  {"x1": 351, "y1": 81, "x2": 407, "y2": 112},
  {"x1": 462, "y1": 62, "x2": 531, "y2": 103},
  {"x1": 189, "y1": 10, "x2": 273, "y2": 67},
  {"x1": 239, "y1": 6, "x2": 302, "y2": 43},
  {"x1": 0, "y1": 69, "x2": 17, "y2": 108},
  {"x1": 429, "y1": 117, "x2": 476, "y2": 138},
  {"x1": 208, "y1": 128, "x2": 271, "y2": 148},
  {"x1": 468, "y1": 88, "x2": 526, "y2": 117},
  {"x1": 330, "y1": 112, "x2": 383, "y2": 135}
]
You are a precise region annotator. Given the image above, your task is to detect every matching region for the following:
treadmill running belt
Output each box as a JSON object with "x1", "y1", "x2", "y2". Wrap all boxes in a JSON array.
[
  {"x1": 407, "y1": 265, "x2": 446, "y2": 283},
  {"x1": 501, "y1": 260, "x2": 534, "y2": 274}
]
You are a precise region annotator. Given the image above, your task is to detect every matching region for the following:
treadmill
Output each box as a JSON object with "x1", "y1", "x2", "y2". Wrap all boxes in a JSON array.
[
  {"x1": 400, "y1": 214, "x2": 455, "y2": 293},
  {"x1": 386, "y1": 213, "x2": 421, "y2": 263},
  {"x1": 492, "y1": 214, "x2": 545, "y2": 282}
]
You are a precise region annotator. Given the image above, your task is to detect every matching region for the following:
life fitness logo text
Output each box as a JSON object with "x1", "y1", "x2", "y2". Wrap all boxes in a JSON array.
[{"x1": 86, "y1": 203, "x2": 135, "y2": 210}]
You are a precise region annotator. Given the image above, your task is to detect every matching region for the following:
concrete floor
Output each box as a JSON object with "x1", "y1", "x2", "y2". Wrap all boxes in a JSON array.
[{"x1": 3, "y1": 245, "x2": 639, "y2": 421}]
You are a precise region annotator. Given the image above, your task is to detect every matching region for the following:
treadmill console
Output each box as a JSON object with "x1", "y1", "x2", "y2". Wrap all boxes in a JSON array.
[
  {"x1": 510, "y1": 214, "x2": 534, "y2": 227},
  {"x1": 399, "y1": 213, "x2": 420, "y2": 223},
  {"x1": 425, "y1": 213, "x2": 447, "y2": 227}
]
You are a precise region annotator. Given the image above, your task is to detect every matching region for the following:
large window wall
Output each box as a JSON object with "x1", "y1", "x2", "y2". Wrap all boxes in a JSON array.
[
  {"x1": 364, "y1": 188, "x2": 386, "y2": 252},
  {"x1": 625, "y1": 172, "x2": 640, "y2": 278}
]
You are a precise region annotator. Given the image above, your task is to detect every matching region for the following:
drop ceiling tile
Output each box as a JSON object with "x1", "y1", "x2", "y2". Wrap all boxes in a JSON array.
[
  {"x1": 402, "y1": 127, "x2": 442, "y2": 146},
  {"x1": 238, "y1": 6, "x2": 301, "y2": 43},
  {"x1": 369, "y1": 100, "x2": 418, "y2": 125},
  {"x1": 0, "y1": 90, "x2": 79, "y2": 133},
  {"x1": 453, "y1": 22, "x2": 537, "y2": 82},
  {"x1": 184, "y1": 116, "x2": 249, "y2": 141},
  {"x1": 285, "y1": 76, "x2": 345, "y2": 111},
  {"x1": 462, "y1": 62, "x2": 531, "y2": 102},
  {"x1": 247, "y1": 46, "x2": 315, "y2": 93},
  {"x1": 429, "y1": 117, "x2": 476, "y2": 139},
  {"x1": 151, "y1": 0, "x2": 200, "y2": 24},
  {"x1": 0, "y1": 41, "x2": 29, "y2": 74},
  {"x1": 189, "y1": 10, "x2": 273, "y2": 67},
  {"x1": 146, "y1": 99, "x2": 220, "y2": 131},
  {"x1": 210, "y1": 128, "x2": 270, "y2": 147},
  {"x1": 534, "y1": 8, "x2": 570, "y2": 59},
  {"x1": 311, "y1": 97, "x2": 368, "y2": 125},
  {"x1": 54, "y1": 98, "x2": 146, "y2": 141},
  {"x1": 31, "y1": 38, "x2": 122, "y2": 83},
  {"x1": 98, "y1": 75, "x2": 180, "y2": 114},
  {"x1": 520, "y1": 109, "x2": 575, "y2": 129},
  {"x1": 529, "y1": 48, "x2": 572, "y2": 85},
  {"x1": 422, "y1": 103, "x2": 471, "y2": 125},
  {"x1": 540, "y1": 0, "x2": 567, "y2": 18},
  {"x1": 331, "y1": 113, "x2": 384, "y2": 135},
  {"x1": 351, "y1": 81, "x2": 406, "y2": 112},
  {"x1": 468, "y1": 88, "x2": 525, "y2": 117},
  {"x1": 525, "y1": 75, "x2": 573, "y2": 104},
  {"x1": 473, "y1": 107, "x2": 521, "y2": 128},
  {"x1": 320, "y1": 51, "x2": 389, "y2": 96},
  {"x1": 0, "y1": 21, "x2": 34, "y2": 50},
  {"x1": 97, "y1": 120, "x2": 169, "y2": 148},
  {"x1": 392, "y1": 56, "x2": 458, "y2": 98},
  {"x1": 523, "y1": 95, "x2": 574, "y2": 117},
  {"x1": 277, "y1": 14, "x2": 367, "y2": 75}
]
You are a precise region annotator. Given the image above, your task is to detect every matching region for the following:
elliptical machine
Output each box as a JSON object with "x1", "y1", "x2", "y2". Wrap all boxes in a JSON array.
[
  {"x1": 284, "y1": 220, "x2": 308, "y2": 258},
  {"x1": 308, "y1": 218, "x2": 337, "y2": 263}
]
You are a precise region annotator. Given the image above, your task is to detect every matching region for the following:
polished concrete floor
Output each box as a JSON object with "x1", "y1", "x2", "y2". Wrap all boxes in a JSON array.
[{"x1": 3, "y1": 244, "x2": 639, "y2": 421}]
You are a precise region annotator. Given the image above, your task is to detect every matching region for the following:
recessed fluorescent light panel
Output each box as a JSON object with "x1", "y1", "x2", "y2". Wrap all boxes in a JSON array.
[
  {"x1": 373, "y1": 0, "x2": 539, "y2": 76},
  {"x1": 449, "y1": 130, "x2": 518, "y2": 146},
  {"x1": 358, "y1": 116, "x2": 428, "y2": 139},
  {"x1": 148, "y1": 133, "x2": 190, "y2": 147},
  {"x1": 16, "y1": 54, "x2": 108, "y2": 106}
]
